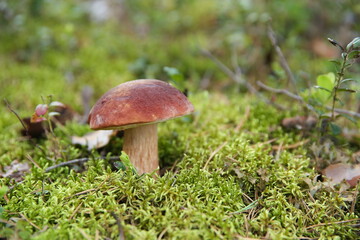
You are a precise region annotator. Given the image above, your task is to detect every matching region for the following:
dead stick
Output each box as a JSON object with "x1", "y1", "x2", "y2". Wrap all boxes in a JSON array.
[
  {"x1": 203, "y1": 141, "x2": 227, "y2": 169},
  {"x1": 19, "y1": 213, "x2": 41, "y2": 230},
  {"x1": 111, "y1": 212, "x2": 125, "y2": 240},
  {"x1": 201, "y1": 49, "x2": 243, "y2": 84},
  {"x1": 350, "y1": 183, "x2": 360, "y2": 213},
  {"x1": 306, "y1": 218, "x2": 360, "y2": 229},
  {"x1": 4, "y1": 98, "x2": 28, "y2": 134},
  {"x1": 45, "y1": 156, "x2": 121, "y2": 172},
  {"x1": 267, "y1": 25, "x2": 298, "y2": 94},
  {"x1": 257, "y1": 81, "x2": 360, "y2": 118},
  {"x1": 272, "y1": 139, "x2": 310, "y2": 150},
  {"x1": 201, "y1": 48, "x2": 285, "y2": 110},
  {"x1": 235, "y1": 106, "x2": 251, "y2": 132},
  {"x1": 257, "y1": 81, "x2": 301, "y2": 100},
  {"x1": 69, "y1": 202, "x2": 84, "y2": 220},
  {"x1": 200, "y1": 48, "x2": 258, "y2": 94}
]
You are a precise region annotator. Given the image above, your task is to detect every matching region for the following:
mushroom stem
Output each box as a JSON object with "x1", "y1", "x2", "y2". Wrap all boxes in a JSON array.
[{"x1": 123, "y1": 123, "x2": 158, "y2": 174}]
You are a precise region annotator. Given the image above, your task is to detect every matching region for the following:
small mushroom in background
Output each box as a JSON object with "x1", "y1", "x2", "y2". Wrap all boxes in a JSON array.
[
  {"x1": 281, "y1": 115, "x2": 317, "y2": 131},
  {"x1": 88, "y1": 79, "x2": 194, "y2": 174}
]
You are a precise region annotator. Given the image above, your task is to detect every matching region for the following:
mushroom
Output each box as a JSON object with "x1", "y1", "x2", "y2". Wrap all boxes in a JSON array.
[{"x1": 88, "y1": 79, "x2": 194, "y2": 174}]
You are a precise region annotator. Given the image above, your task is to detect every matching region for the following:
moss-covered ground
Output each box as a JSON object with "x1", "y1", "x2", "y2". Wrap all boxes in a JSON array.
[{"x1": 1, "y1": 0, "x2": 360, "y2": 239}]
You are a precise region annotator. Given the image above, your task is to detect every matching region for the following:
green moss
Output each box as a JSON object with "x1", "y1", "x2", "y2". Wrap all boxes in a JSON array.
[
  {"x1": 1, "y1": 1, "x2": 360, "y2": 239},
  {"x1": 0, "y1": 93, "x2": 358, "y2": 239}
]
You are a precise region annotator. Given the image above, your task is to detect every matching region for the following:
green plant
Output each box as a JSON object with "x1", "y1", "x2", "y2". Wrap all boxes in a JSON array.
[
  {"x1": 327, "y1": 37, "x2": 359, "y2": 120},
  {"x1": 304, "y1": 37, "x2": 359, "y2": 137}
]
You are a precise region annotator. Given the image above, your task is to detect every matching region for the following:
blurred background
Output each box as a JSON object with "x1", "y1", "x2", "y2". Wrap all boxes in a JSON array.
[{"x1": 1, "y1": 0, "x2": 360, "y2": 116}]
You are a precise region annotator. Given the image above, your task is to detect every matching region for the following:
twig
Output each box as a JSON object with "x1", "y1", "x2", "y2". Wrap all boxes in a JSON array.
[
  {"x1": 4, "y1": 98, "x2": 28, "y2": 134},
  {"x1": 306, "y1": 218, "x2": 360, "y2": 229},
  {"x1": 200, "y1": 48, "x2": 284, "y2": 110},
  {"x1": 250, "y1": 138, "x2": 278, "y2": 149},
  {"x1": 332, "y1": 107, "x2": 360, "y2": 118},
  {"x1": 267, "y1": 25, "x2": 298, "y2": 94},
  {"x1": 26, "y1": 153, "x2": 41, "y2": 168},
  {"x1": 203, "y1": 141, "x2": 228, "y2": 169},
  {"x1": 234, "y1": 235, "x2": 269, "y2": 240},
  {"x1": 257, "y1": 81, "x2": 360, "y2": 118},
  {"x1": 0, "y1": 218, "x2": 16, "y2": 226},
  {"x1": 66, "y1": 188, "x2": 98, "y2": 199},
  {"x1": 69, "y1": 202, "x2": 84, "y2": 220},
  {"x1": 78, "y1": 228, "x2": 92, "y2": 240},
  {"x1": 272, "y1": 139, "x2": 310, "y2": 150},
  {"x1": 19, "y1": 213, "x2": 41, "y2": 230},
  {"x1": 157, "y1": 227, "x2": 168, "y2": 240},
  {"x1": 234, "y1": 106, "x2": 251, "y2": 133},
  {"x1": 351, "y1": 183, "x2": 360, "y2": 213},
  {"x1": 256, "y1": 81, "x2": 301, "y2": 100},
  {"x1": 110, "y1": 212, "x2": 125, "y2": 240},
  {"x1": 45, "y1": 156, "x2": 121, "y2": 172},
  {"x1": 274, "y1": 141, "x2": 283, "y2": 161},
  {"x1": 201, "y1": 49, "x2": 243, "y2": 85},
  {"x1": 200, "y1": 48, "x2": 258, "y2": 94}
]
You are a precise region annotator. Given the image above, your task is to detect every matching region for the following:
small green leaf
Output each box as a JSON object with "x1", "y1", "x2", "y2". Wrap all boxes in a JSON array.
[
  {"x1": 120, "y1": 151, "x2": 138, "y2": 174},
  {"x1": 319, "y1": 114, "x2": 331, "y2": 119},
  {"x1": 329, "y1": 123, "x2": 342, "y2": 135},
  {"x1": 329, "y1": 60, "x2": 341, "y2": 67},
  {"x1": 346, "y1": 37, "x2": 360, "y2": 51},
  {"x1": 312, "y1": 73, "x2": 335, "y2": 103},
  {"x1": 113, "y1": 161, "x2": 126, "y2": 171},
  {"x1": 229, "y1": 200, "x2": 258, "y2": 215},
  {"x1": 340, "y1": 78, "x2": 356, "y2": 84},
  {"x1": 348, "y1": 50, "x2": 360, "y2": 60},
  {"x1": 164, "y1": 66, "x2": 186, "y2": 92},
  {"x1": 339, "y1": 113, "x2": 357, "y2": 124},
  {"x1": 317, "y1": 72, "x2": 335, "y2": 89},
  {"x1": 336, "y1": 88, "x2": 356, "y2": 93}
]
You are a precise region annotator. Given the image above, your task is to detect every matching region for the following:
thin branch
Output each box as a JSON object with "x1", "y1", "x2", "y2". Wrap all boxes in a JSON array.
[
  {"x1": 267, "y1": 25, "x2": 298, "y2": 94},
  {"x1": 257, "y1": 81, "x2": 316, "y2": 114},
  {"x1": 256, "y1": 81, "x2": 301, "y2": 100},
  {"x1": 201, "y1": 48, "x2": 258, "y2": 94},
  {"x1": 332, "y1": 107, "x2": 360, "y2": 118},
  {"x1": 203, "y1": 141, "x2": 228, "y2": 169},
  {"x1": 306, "y1": 218, "x2": 360, "y2": 229},
  {"x1": 200, "y1": 48, "x2": 242, "y2": 84},
  {"x1": 234, "y1": 106, "x2": 251, "y2": 133},
  {"x1": 257, "y1": 81, "x2": 360, "y2": 118},
  {"x1": 200, "y1": 48, "x2": 284, "y2": 110},
  {"x1": 19, "y1": 213, "x2": 41, "y2": 230},
  {"x1": 110, "y1": 212, "x2": 125, "y2": 240},
  {"x1": 45, "y1": 156, "x2": 121, "y2": 172},
  {"x1": 271, "y1": 139, "x2": 310, "y2": 150},
  {"x1": 4, "y1": 98, "x2": 28, "y2": 134}
]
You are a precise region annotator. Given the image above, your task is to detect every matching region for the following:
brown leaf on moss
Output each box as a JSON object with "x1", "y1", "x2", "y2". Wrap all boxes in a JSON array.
[
  {"x1": 322, "y1": 163, "x2": 360, "y2": 187},
  {"x1": 0, "y1": 160, "x2": 30, "y2": 182}
]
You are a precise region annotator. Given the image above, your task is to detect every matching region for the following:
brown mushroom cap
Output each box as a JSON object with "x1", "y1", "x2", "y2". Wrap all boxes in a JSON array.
[{"x1": 88, "y1": 79, "x2": 194, "y2": 130}]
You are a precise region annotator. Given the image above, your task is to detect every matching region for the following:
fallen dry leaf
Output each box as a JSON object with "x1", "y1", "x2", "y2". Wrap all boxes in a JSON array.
[
  {"x1": 322, "y1": 163, "x2": 360, "y2": 187},
  {"x1": 0, "y1": 160, "x2": 30, "y2": 182},
  {"x1": 71, "y1": 130, "x2": 116, "y2": 150}
]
